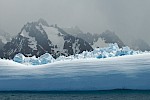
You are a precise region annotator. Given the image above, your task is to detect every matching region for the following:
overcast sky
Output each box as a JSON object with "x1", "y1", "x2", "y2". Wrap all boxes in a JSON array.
[{"x1": 0, "y1": 0, "x2": 150, "y2": 44}]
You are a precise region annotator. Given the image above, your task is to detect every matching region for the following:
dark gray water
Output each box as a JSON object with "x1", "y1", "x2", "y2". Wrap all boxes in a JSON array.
[{"x1": 0, "y1": 90, "x2": 150, "y2": 100}]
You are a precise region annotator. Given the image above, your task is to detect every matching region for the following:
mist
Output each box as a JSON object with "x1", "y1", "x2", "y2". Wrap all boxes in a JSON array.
[{"x1": 0, "y1": 0, "x2": 150, "y2": 45}]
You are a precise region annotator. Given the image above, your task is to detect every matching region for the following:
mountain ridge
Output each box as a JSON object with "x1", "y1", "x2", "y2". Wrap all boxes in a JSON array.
[
  {"x1": 63, "y1": 27, "x2": 125, "y2": 48},
  {"x1": 0, "y1": 19, "x2": 93, "y2": 59}
]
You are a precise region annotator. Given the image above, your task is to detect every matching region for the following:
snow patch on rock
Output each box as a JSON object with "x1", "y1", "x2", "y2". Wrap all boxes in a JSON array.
[
  {"x1": 42, "y1": 26, "x2": 65, "y2": 52},
  {"x1": 20, "y1": 29, "x2": 37, "y2": 50}
]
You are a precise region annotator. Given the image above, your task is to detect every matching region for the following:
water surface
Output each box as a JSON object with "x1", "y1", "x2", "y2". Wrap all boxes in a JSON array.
[{"x1": 0, "y1": 90, "x2": 150, "y2": 100}]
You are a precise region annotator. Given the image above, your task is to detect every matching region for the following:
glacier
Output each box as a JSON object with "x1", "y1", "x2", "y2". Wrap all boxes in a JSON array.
[
  {"x1": 13, "y1": 43, "x2": 143, "y2": 65},
  {"x1": 13, "y1": 53, "x2": 55, "y2": 65},
  {"x1": 0, "y1": 44, "x2": 150, "y2": 91}
]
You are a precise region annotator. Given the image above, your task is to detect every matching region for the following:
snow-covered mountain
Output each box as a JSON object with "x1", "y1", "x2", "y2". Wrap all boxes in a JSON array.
[
  {"x1": 0, "y1": 19, "x2": 93, "y2": 59},
  {"x1": 63, "y1": 26, "x2": 150, "y2": 52},
  {"x1": 0, "y1": 29, "x2": 11, "y2": 49},
  {"x1": 63, "y1": 27, "x2": 125, "y2": 48}
]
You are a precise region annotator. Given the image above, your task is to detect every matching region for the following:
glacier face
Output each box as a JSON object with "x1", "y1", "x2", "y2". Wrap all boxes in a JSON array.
[{"x1": 0, "y1": 53, "x2": 150, "y2": 90}]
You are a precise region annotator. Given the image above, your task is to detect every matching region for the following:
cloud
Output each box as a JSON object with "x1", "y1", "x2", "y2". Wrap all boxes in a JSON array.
[{"x1": 0, "y1": 0, "x2": 150, "y2": 45}]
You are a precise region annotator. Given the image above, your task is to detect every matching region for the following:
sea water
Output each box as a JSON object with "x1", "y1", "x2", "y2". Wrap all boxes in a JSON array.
[{"x1": 0, "y1": 90, "x2": 150, "y2": 100}]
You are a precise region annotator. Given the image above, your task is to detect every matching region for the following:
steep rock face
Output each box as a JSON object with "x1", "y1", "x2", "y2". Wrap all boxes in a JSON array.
[{"x1": 1, "y1": 19, "x2": 93, "y2": 59}]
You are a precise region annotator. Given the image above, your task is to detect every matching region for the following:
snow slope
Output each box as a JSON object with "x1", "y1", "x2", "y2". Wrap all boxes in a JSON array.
[
  {"x1": 0, "y1": 53, "x2": 150, "y2": 91},
  {"x1": 42, "y1": 26, "x2": 65, "y2": 52}
]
